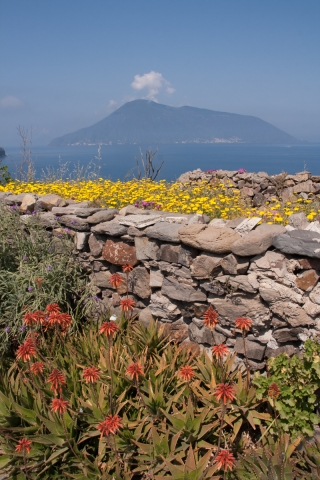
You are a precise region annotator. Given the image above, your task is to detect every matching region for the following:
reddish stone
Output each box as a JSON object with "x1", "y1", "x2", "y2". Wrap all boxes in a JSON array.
[
  {"x1": 163, "y1": 323, "x2": 189, "y2": 343},
  {"x1": 179, "y1": 340, "x2": 201, "y2": 356},
  {"x1": 295, "y1": 269, "x2": 319, "y2": 291},
  {"x1": 102, "y1": 239, "x2": 138, "y2": 266},
  {"x1": 299, "y1": 258, "x2": 320, "y2": 270}
]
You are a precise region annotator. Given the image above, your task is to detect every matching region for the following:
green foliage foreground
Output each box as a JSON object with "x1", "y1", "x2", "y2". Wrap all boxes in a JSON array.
[{"x1": 0, "y1": 306, "x2": 320, "y2": 479}]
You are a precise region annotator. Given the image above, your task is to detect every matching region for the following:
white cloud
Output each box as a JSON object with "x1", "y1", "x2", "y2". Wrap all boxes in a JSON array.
[
  {"x1": 108, "y1": 99, "x2": 117, "y2": 109},
  {"x1": 131, "y1": 71, "x2": 175, "y2": 101},
  {"x1": 0, "y1": 95, "x2": 26, "y2": 109}
]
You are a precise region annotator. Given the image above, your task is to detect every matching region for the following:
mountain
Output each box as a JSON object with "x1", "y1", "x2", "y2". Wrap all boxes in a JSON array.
[{"x1": 49, "y1": 100, "x2": 298, "y2": 146}]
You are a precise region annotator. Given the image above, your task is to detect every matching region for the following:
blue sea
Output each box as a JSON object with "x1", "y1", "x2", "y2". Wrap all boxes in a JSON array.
[{"x1": 3, "y1": 143, "x2": 320, "y2": 181}]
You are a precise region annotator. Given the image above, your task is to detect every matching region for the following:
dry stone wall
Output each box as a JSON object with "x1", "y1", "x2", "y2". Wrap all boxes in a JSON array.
[{"x1": 2, "y1": 184, "x2": 320, "y2": 371}]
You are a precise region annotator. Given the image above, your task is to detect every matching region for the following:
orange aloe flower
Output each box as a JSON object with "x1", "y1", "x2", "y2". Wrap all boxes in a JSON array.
[
  {"x1": 235, "y1": 317, "x2": 252, "y2": 332},
  {"x1": 47, "y1": 368, "x2": 66, "y2": 395},
  {"x1": 126, "y1": 363, "x2": 144, "y2": 381},
  {"x1": 23, "y1": 310, "x2": 46, "y2": 327},
  {"x1": 212, "y1": 344, "x2": 229, "y2": 360},
  {"x1": 120, "y1": 298, "x2": 135, "y2": 311},
  {"x1": 110, "y1": 273, "x2": 123, "y2": 288},
  {"x1": 51, "y1": 398, "x2": 69, "y2": 414},
  {"x1": 178, "y1": 365, "x2": 195, "y2": 382},
  {"x1": 83, "y1": 366, "x2": 100, "y2": 383},
  {"x1": 46, "y1": 303, "x2": 61, "y2": 314},
  {"x1": 214, "y1": 383, "x2": 236, "y2": 404},
  {"x1": 30, "y1": 362, "x2": 45, "y2": 376},
  {"x1": 16, "y1": 338, "x2": 37, "y2": 362},
  {"x1": 215, "y1": 449, "x2": 236, "y2": 471},
  {"x1": 268, "y1": 382, "x2": 281, "y2": 399},
  {"x1": 98, "y1": 414, "x2": 122, "y2": 438},
  {"x1": 122, "y1": 264, "x2": 133, "y2": 273},
  {"x1": 99, "y1": 321, "x2": 119, "y2": 338},
  {"x1": 203, "y1": 305, "x2": 219, "y2": 329},
  {"x1": 15, "y1": 438, "x2": 32, "y2": 454},
  {"x1": 47, "y1": 312, "x2": 72, "y2": 330}
]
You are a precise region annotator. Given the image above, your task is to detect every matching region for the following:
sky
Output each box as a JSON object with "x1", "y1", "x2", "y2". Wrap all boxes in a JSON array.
[{"x1": 1, "y1": 0, "x2": 320, "y2": 146}]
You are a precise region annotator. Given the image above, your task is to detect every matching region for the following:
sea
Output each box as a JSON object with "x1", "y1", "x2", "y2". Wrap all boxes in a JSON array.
[{"x1": 3, "y1": 143, "x2": 320, "y2": 182}]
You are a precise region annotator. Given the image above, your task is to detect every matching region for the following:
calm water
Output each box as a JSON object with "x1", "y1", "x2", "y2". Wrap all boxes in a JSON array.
[{"x1": 3, "y1": 143, "x2": 320, "y2": 181}]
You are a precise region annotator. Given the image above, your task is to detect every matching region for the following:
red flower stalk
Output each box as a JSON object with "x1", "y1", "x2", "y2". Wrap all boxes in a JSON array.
[
  {"x1": 212, "y1": 344, "x2": 229, "y2": 360},
  {"x1": 235, "y1": 317, "x2": 252, "y2": 332},
  {"x1": 15, "y1": 438, "x2": 32, "y2": 454},
  {"x1": 214, "y1": 383, "x2": 236, "y2": 404},
  {"x1": 35, "y1": 277, "x2": 44, "y2": 289},
  {"x1": 110, "y1": 273, "x2": 123, "y2": 288},
  {"x1": 83, "y1": 366, "x2": 100, "y2": 383},
  {"x1": 99, "y1": 321, "x2": 119, "y2": 338},
  {"x1": 122, "y1": 264, "x2": 133, "y2": 273},
  {"x1": 16, "y1": 338, "x2": 37, "y2": 362},
  {"x1": 268, "y1": 382, "x2": 281, "y2": 399},
  {"x1": 30, "y1": 361, "x2": 45, "y2": 376},
  {"x1": 203, "y1": 305, "x2": 219, "y2": 329},
  {"x1": 215, "y1": 449, "x2": 236, "y2": 472},
  {"x1": 51, "y1": 398, "x2": 69, "y2": 414},
  {"x1": 98, "y1": 414, "x2": 122, "y2": 438},
  {"x1": 47, "y1": 368, "x2": 66, "y2": 395},
  {"x1": 120, "y1": 298, "x2": 135, "y2": 312},
  {"x1": 126, "y1": 363, "x2": 144, "y2": 381},
  {"x1": 47, "y1": 312, "x2": 72, "y2": 331},
  {"x1": 46, "y1": 303, "x2": 61, "y2": 313},
  {"x1": 178, "y1": 365, "x2": 195, "y2": 382},
  {"x1": 23, "y1": 310, "x2": 46, "y2": 327}
]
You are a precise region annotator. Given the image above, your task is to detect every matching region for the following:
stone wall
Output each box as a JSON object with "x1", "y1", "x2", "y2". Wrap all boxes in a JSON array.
[
  {"x1": 177, "y1": 168, "x2": 320, "y2": 205},
  {"x1": 2, "y1": 188, "x2": 320, "y2": 371}
]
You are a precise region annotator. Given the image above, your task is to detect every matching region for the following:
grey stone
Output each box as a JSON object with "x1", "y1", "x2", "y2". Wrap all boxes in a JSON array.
[
  {"x1": 188, "y1": 214, "x2": 210, "y2": 225},
  {"x1": 86, "y1": 209, "x2": 118, "y2": 224},
  {"x1": 57, "y1": 215, "x2": 90, "y2": 231},
  {"x1": 88, "y1": 234, "x2": 106, "y2": 257},
  {"x1": 259, "y1": 278, "x2": 303, "y2": 304},
  {"x1": 273, "y1": 328, "x2": 303, "y2": 343},
  {"x1": 149, "y1": 292, "x2": 181, "y2": 320},
  {"x1": 234, "y1": 337, "x2": 266, "y2": 360},
  {"x1": 179, "y1": 225, "x2": 241, "y2": 253},
  {"x1": 226, "y1": 217, "x2": 246, "y2": 229},
  {"x1": 160, "y1": 215, "x2": 189, "y2": 225},
  {"x1": 234, "y1": 217, "x2": 262, "y2": 236},
  {"x1": 221, "y1": 254, "x2": 249, "y2": 275},
  {"x1": 288, "y1": 212, "x2": 309, "y2": 229},
  {"x1": 149, "y1": 269, "x2": 164, "y2": 287},
  {"x1": 37, "y1": 212, "x2": 59, "y2": 228},
  {"x1": 91, "y1": 220, "x2": 127, "y2": 236},
  {"x1": 134, "y1": 236, "x2": 159, "y2": 261},
  {"x1": 145, "y1": 222, "x2": 182, "y2": 243},
  {"x1": 178, "y1": 245, "x2": 198, "y2": 267},
  {"x1": 265, "y1": 345, "x2": 298, "y2": 358},
  {"x1": 127, "y1": 226, "x2": 146, "y2": 237},
  {"x1": 159, "y1": 244, "x2": 181, "y2": 263},
  {"x1": 188, "y1": 322, "x2": 226, "y2": 346},
  {"x1": 304, "y1": 221, "x2": 320, "y2": 233},
  {"x1": 270, "y1": 301, "x2": 314, "y2": 327},
  {"x1": 310, "y1": 283, "x2": 320, "y2": 305},
  {"x1": 118, "y1": 205, "x2": 151, "y2": 216},
  {"x1": 231, "y1": 224, "x2": 286, "y2": 256},
  {"x1": 190, "y1": 253, "x2": 222, "y2": 278},
  {"x1": 139, "y1": 307, "x2": 153, "y2": 327},
  {"x1": 209, "y1": 219, "x2": 227, "y2": 227},
  {"x1": 273, "y1": 230, "x2": 320, "y2": 259},
  {"x1": 52, "y1": 207, "x2": 100, "y2": 217},
  {"x1": 91, "y1": 271, "x2": 112, "y2": 288},
  {"x1": 294, "y1": 180, "x2": 314, "y2": 193},
  {"x1": 162, "y1": 276, "x2": 207, "y2": 302},
  {"x1": 130, "y1": 266, "x2": 151, "y2": 299},
  {"x1": 75, "y1": 232, "x2": 90, "y2": 250},
  {"x1": 200, "y1": 283, "x2": 225, "y2": 295},
  {"x1": 118, "y1": 214, "x2": 162, "y2": 228},
  {"x1": 252, "y1": 193, "x2": 267, "y2": 207},
  {"x1": 218, "y1": 275, "x2": 258, "y2": 294},
  {"x1": 36, "y1": 194, "x2": 67, "y2": 210},
  {"x1": 303, "y1": 299, "x2": 320, "y2": 317},
  {"x1": 4, "y1": 193, "x2": 30, "y2": 205},
  {"x1": 210, "y1": 296, "x2": 271, "y2": 330}
]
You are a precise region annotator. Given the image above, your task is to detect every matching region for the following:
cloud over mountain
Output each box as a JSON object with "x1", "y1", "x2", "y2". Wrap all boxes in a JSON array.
[{"x1": 131, "y1": 71, "x2": 175, "y2": 101}]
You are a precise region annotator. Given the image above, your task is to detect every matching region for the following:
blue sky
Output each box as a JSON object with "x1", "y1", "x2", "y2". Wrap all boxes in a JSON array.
[{"x1": 1, "y1": 0, "x2": 319, "y2": 146}]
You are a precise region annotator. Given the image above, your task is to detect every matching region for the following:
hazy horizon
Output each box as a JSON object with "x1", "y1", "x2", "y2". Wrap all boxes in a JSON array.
[{"x1": 1, "y1": 0, "x2": 319, "y2": 147}]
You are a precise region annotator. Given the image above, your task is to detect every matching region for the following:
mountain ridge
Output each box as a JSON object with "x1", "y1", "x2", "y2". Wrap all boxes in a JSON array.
[{"x1": 49, "y1": 100, "x2": 298, "y2": 146}]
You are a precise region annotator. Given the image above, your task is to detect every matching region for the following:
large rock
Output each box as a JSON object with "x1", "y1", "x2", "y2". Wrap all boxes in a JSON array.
[
  {"x1": 273, "y1": 328, "x2": 303, "y2": 343},
  {"x1": 191, "y1": 254, "x2": 222, "y2": 278},
  {"x1": 52, "y1": 207, "x2": 100, "y2": 217},
  {"x1": 118, "y1": 214, "x2": 162, "y2": 228},
  {"x1": 161, "y1": 276, "x2": 207, "y2": 302},
  {"x1": 88, "y1": 234, "x2": 106, "y2": 257},
  {"x1": 234, "y1": 337, "x2": 266, "y2": 361},
  {"x1": 288, "y1": 212, "x2": 309, "y2": 229},
  {"x1": 265, "y1": 345, "x2": 297, "y2": 358},
  {"x1": 91, "y1": 271, "x2": 112, "y2": 288},
  {"x1": 37, "y1": 194, "x2": 68, "y2": 210},
  {"x1": 188, "y1": 322, "x2": 226, "y2": 346},
  {"x1": 310, "y1": 283, "x2": 320, "y2": 305},
  {"x1": 273, "y1": 230, "x2": 320, "y2": 259},
  {"x1": 134, "y1": 236, "x2": 159, "y2": 261},
  {"x1": 209, "y1": 296, "x2": 271, "y2": 330},
  {"x1": 20, "y1": 194, "x2": 37, "y2": 213},
  {"x1": 163, "y1": 318, "x2": 189, "y2": 343},
  {"x1": 231, "y1": 224, "x2": 286, "y2": 256},
  {"x1": 86, "y1": 209, "x2": 118, "y2": 224},
  {"x1": 159, "y1": 244, "x2": 181, "y2": 263},
  {"x1": 270, "y1": 301, "x2": 314, "y2": 327},
  {"x1": 295, "y1": 270, "x2": 319, "y2": 291},
  {"x1": 149, "y1": 269, "x2": 164, "y2": 287},
  {"x1": 37, "y1": 212, "x2": 59, "y2": 228},
  {"x1": 218, "y1": 275, "x2": 258, "y2": 294},
  {"x1": 57, "y1": 215, "x2": 90, "y2": 231},
  {"x1": 102, "y1": 239, "x2": 138, "y2": 266},
  {"x1": 234, "y1": 217, "x2": 261, "y2": 236},
  {"x1": 130, "y1": 266, "x2": 151, "y2": 299},
  {"x1": 91, "y1": 220, "x2": 127, "y2": 236},
  {"x1": 145, "y1": 222, "x2": 182, "y2": 243},
  {"x1": 179, "y1": 225, "x2": 241, "y2": 253},
  {"x1": 4, "y1": 193, "x2": 30, "y2": 205},
  {"x1": 303, "y1": 299, "x2": 320, "y2": 317},
  {"x1": 75, "y1": 232, "x2": 89, "y2": 250}
]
